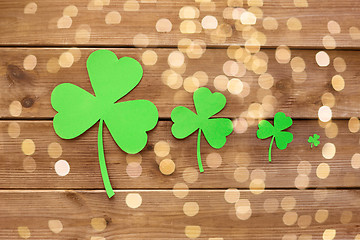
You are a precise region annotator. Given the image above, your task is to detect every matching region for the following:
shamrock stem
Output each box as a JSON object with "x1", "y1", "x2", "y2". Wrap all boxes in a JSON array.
[
  {"x1": 98, "y1": 119, "x2": 115, "y2": 198},
  {"x1": 268, "y1": 136, "x2": 275, "y2": 163},
  {"x1": 197, "y1": 129, "x2": 204, "y2": 173}
]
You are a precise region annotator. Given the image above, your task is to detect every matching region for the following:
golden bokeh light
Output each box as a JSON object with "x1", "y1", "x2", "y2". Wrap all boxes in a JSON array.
[
  {"x1": 316, "y1": 51, "x2": 330, "y2": 67},
  {"x1": 315, "y1": 209, "x2": 329, "y2": 223},
  {"x1": 183, "y1": 202, "x2": 199, "y2": 217},
  {"x1": 290, "y1": 57, "x2": 306, "y2": 72},
  {"x1": 57, "y1": 16, "x2": 72, "y2": 29},
  {"x1": 322, "y1": 35, "x2": 336, "y2": 49},
  {"x1": 105, "y1": 11, "x2": 121, "y2": 24},
  {"x1": 348, "y1": 117, "x2": 360, "y2": 133},
  {"x1": 63, "y1": 5, "x2": 78, "y2": 17},
  {"x1": 183, "y1": 167, "x2": 198, "y2": 184},
  {"x1": 48, "y1": 220, "x2": 63, "y2": 234},
  {"x1": 349, "y1": 27, "x2": 360, "y2": 40},
  {"x1": 159, "y1": 159, "x2": 175, "y2": 175},
  {"x1": 333, "y1": 57, "x2": 346, "y2": 72},
  {"x1": 276, "y1": 45, "x2": 291, "y2": 64},
  {"x1": 23, "y1": 55, "x2": 37, "y2": 70},
  {"x1": 351, "y1": 153, "x2": 360, "y2": 169},
  {"x1": 156, "y1": 18, "x2": 172, "y2": 32},
  {"x1": 323, "y1": 229, "x2": 336, "y2": 240},
  {"x1": 18, "y1": 226, "x2": 31, "y2": 239},
  {"x1": 91, "y1": 217, "x2": 107, "y2": 231},
  {"x1": 331, "y1": 75, "x2": 345, "y2": 91},
  {"x1": 179, "y1": 6, "x2": 199, "y2": 19},
  {"x1": 263, "y1": 198, "x2": 279, "y2": 213},
  {"x1": 224, "y1": 188, "x2": 240, "y2": 203},
  {"x1": 185, "y1": 225, "x2": 201, "y2": 239},
  {"x1": 281, "y1": 196, "x2": 296, "y2": 211},
  {"x1": 316, "y1": 163, "x2": 330, "y2": 179},
  {"x1": 124, "y1": 0, "x2": 140, "y2": 11},
  {"x1": 24, "y1": 2, "x2": 37, "y2": 14},
  {"x1": 322, "y1": 143, "x2": 336, "y2": 159},
  {"x1": 294, "y1": 0, "x2": 308, "y2": 7},
  {"x1": 287, "y1": 17, "x2": 302, "y2": 31},
  {"x1": 321, "y1": 92, "x2": 335, "y2": 108},
  {"x1": 126, "y1": 193, "x2": 142, "y2": 209},
  {"x1": 173, "y1": 182, "x2": 189, "y2": 199},
  {"x1": 142, "y1": 50, "x2": 158, "y2": 66},
  {"x1": 283, "y1": 211, "x2": 298, "y2": 226},
  {"x1": 262, "y1": 17, "x2": 278, "y2": 30},
  {"x1": 318, "y1": 106, "x2": 332, "y2": 122},
  {"x1": 8, "y1": 122, "x2": 20, "y2": 138},
  {"x1": 9, "y1": 101, "x2": 22, "y2": 117},
  {"x1": 327, "y1": 20, "x2": 341, "y2": 34},
  {"x1": 201, "y1": 15, "x2": 218, "y2": 29}
]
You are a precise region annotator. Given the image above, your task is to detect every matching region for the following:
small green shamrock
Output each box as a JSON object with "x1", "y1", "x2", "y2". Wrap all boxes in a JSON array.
[
  {"x1": 257, "y1": 112, "x2": 293, "y2": 162},
  {"x1": 308, "y1": 134, "x2": 320, "y2": 148},
  {"x1": 51, "y1": 50, "x2": 159, "y2": 198},
  {"x1": 171, "y1": 87, "x2": 233, "y2": 172}
]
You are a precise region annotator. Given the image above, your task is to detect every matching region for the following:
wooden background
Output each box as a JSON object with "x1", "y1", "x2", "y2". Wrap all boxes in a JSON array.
[{"x1": 1, "y1": 0, "x2": 360, "y2": 239}]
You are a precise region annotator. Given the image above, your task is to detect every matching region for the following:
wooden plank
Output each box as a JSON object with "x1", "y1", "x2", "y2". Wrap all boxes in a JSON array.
[
  {"x1": 0, "y1": 0, "x2": 360, "y2": 48},
  {"x1": 1, "y1": 120, "x2": 359, "y2": 189},
  {"x1": 1, "y1": 48, "x2": 359, "y2": 119},
  {"x1": 0, "y1": 190, "x2": 359, "y2": 239}
]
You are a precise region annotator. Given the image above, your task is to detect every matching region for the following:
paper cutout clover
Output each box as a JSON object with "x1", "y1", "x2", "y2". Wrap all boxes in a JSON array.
[
  {"x1": 171, "y1": 87, "x2": 233, "y2": 172},
  {"x1": 308, "y1": 134, "x2": 320, "y2": 148},
  {"x1": 51, "y1": 50, "x2": 159, "y2": 198},
  {"x1": 257, "y1": 112, "x2": 293, "y2": 162}
]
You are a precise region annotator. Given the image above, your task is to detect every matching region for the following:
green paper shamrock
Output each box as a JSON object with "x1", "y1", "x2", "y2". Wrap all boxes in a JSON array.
[
  {"x1": 51, "y1": 50, "x2": 159, "y2": 198},
  {"x1": 257, "y1": 112, "x2": 293, "y2": 162},
  {"x1": 308, "y1": 134, "x2": 320, "y2": 148},
  {"x1": 171, "y1": 87, "x2": 233, "y2": 173}
]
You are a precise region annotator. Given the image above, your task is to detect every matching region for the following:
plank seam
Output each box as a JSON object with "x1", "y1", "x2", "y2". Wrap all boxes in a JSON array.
[
  {"x1": 2, "y1": 45, "x2": 360, "y2": 51},
  {"x1": 0, "y1": 187, "x2": 358, "y2": 191},
  {"x1": 0, "y1": 118, "x2": 355, "y2": 121}
]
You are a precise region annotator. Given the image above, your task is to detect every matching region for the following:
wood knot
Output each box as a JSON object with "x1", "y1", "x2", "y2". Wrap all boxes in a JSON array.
[
  {"x1": 146, "y1": 144, "x2": 153, "y2": 151},
  {"x1": 275, "y1": 78, "x2": 292, "y2": 93},
  {"x1": 7, "y1": 64, "x2": 32, "y2": 84},
  {"x1": 65, "y1": 190, "x2": 85, "y2": 207},
  {"x1": 104, "y1": 216, "x2": 112, "y2": 225},
  {"x1": 21, "y1": 96, "x2": 35, "y2": 108}
]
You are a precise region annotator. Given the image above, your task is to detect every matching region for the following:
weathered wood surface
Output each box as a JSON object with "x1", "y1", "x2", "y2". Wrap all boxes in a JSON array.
[
  {"x1": 1, "y1": 48, "x2": 359, "y2": 119},
  {"x1": 1, "y1": 120, "x2": 359, "y2": 189},
  {"x1": 1, "y1": 0, "x2": 360, "y2": 239},
  {"x1": 1, "y1": 0, "x2": 360, "y2": 48},
  {"x1": 0, "y1": 190, "x2": 359, "y2": 239}
]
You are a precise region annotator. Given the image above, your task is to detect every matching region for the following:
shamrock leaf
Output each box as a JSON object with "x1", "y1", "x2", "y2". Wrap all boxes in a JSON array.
[
  {"x1": 257, "y1": 112, "x2": 293, "y2": 162},
  {"x1": 308, "y1": 134, "x2": 320, "y2": 148},
  {"x1": 171, "y1": 87, "x2": 233, "y2": 172},
  {"x1": 51, "y1": 50, "x2": 159, "y2": 198}
]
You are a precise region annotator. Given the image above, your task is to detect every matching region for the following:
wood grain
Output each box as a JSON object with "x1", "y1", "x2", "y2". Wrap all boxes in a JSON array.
[
  {"x1": 1, "y1": 120, "x2": 359, "y2": 189},
  {"x1": 0, "y1": 190, "x2": 359, "y2": 239},
  {"x1": 1, "y1": 1, "x2": 360, "y2": 238},
  {"x1": 0, "y1": 0, "x2": 360, "y2": 48},
  {"x1": 1, "y1": 48, "x2": 359, "y2": 119}
]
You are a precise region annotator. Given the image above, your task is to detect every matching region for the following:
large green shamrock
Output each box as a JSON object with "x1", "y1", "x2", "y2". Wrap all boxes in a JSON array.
[
  {"x1": 171, "y1": 87, "x2": 233, "y2": 172},
  {"x1": 257, "y1": 112, "x2": 293, "y2": 162},
  {"x1": 51, "y1": 50, "x2": 158, "y2": 198}
]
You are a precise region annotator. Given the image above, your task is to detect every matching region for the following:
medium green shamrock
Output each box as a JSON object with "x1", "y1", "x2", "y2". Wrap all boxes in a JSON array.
[
  {"x1": 51, "y1": 50, "x2": 158, "y2": 198},
  {"x1": 171, "y1": 87, "x2": 233, "y2": 172},
  {"x1": 308, "y1": 134, "x2": 320, "y2": 148},
  {"x1": 257, "y1": 112, "x2": 293, "y2": 162}
]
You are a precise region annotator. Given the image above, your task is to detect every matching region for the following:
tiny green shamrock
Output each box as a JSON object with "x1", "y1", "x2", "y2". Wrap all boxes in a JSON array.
[
  {"x1": 257, "y1": 112, "x2": 293, "y2": 162},
  {"x1": 51, "y1": 50, "x2": 159, "y2": 198},
  {"x1": 171, "y1": 87, "x2": 233, "y2": 172},
  {"x1": 308, "y1": 134, "x2": 320, "y2": 148}
]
